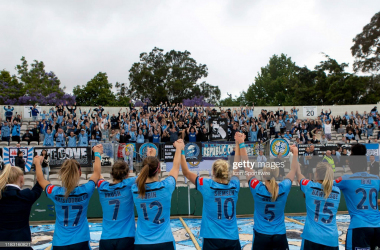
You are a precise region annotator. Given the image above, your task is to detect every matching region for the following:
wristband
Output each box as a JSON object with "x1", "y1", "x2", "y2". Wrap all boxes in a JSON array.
[
  {"x1": 94, "y1": 152, "x2": 101, "y2": 160},
  {"x1": 239, "y1": 143, "x2": 246, "y2": 148},
  {"x1": 181, "y1": 150, "x2": 185, "y2": 155}
]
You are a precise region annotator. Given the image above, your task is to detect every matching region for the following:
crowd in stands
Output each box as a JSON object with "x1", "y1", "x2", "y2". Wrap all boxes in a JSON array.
[{"x1": 0, "y1": 102, "x2": 379, "y2": 147}]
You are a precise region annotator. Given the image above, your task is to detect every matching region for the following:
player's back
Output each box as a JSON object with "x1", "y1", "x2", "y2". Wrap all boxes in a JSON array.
[
  {"x1": 249, "y1": 178, "x2": 292, "y2": 235},
  {"x1": 46, "y1": 181, "x2": 95, "y2": 247},
  {"x1": 335, "y1": 172, "x2": 380, "y2": 229},
  {"x1": 196, "y1": 176, "x2": 240, "y2": 240},
  {"x1": 132, "y1": 176, "x2": 176, "y2": 246},
  {"x1": 98, "y1": 177, "x2": 137, "y2": 240},
  {"x1": 301, "y1": 179, "x2": 341, "y2": 247}
]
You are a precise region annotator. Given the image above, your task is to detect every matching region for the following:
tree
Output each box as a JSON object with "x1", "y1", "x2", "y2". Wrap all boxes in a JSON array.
[
  {"x1": 0, "y1": 57, "x2": 75, "y2": 105},
  {"x1": 219, "y1": 92, "x2": 247, "y2": 106},
  {"x1": 351, "y1": 11, "x2": 380, "y2": 73},
  {"x1": 245, "y1": 54, "x2": 298, "y2": 106},
  {"x1": 127, "y1": 47, "x2": 221, "y2": 105},
  {"x1": 73, "y1": 72, "x2": 116, "y2": 106},
  {"x1": 114, "y1": 82, "x2": 130, "y2": 106}
]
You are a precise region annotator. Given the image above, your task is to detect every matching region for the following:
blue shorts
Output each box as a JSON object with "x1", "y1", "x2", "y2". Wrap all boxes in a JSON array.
[
  {"x1": 301, "y1": 239, "x2": 338, "y2": 250},
  {"x1": 346, "y1": 227, "x2": 380, "y2": 250},
  {"x1": 252, "y1": 230, "x2": 289, "y2": 250}
]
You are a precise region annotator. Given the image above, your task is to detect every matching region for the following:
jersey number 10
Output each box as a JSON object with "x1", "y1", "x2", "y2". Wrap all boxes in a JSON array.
[{"x1": 215, "y1": 198, "x2": 234, "y2": 220}]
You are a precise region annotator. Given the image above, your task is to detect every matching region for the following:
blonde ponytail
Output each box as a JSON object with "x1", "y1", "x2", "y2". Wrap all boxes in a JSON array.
[
  {"x1": 316, "y1": 162, "x2": 334, "y2": 199},
  {"x1": 59, "y1": 159, "x2": 80, "y2": 198},
  {"x1": 0, "y1": 164, "x2": 24, "y2": 199},
  {"x1": 212, "y1": 160, "x2": 229, "y2": 181},
  {"x1": 263, "y1": 166, "x2": 279, "y2": 202}
]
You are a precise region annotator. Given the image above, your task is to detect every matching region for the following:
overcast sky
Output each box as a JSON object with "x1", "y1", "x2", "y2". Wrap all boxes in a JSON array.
[{"x1": 0, "y1": 0, "x2": 378, "y2": 99}]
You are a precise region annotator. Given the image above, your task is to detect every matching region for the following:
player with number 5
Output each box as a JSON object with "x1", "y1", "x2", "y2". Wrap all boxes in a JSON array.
[
  {"x1": 132, "y1": 141, "x2": 183, "y2": 250},
  {"x1": 242, "y1": 132, "x2": 300, "y2": 250},
  {"x1": 34, "y1": 144, "x2": 104, "y2": 250}
]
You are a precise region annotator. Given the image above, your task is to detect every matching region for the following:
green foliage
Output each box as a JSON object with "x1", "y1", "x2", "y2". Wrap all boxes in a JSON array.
[
  {"x1": 219, "y1": 92, "x2": 248, "y2": 106},
  {"x1": 114, "y1": 82, "x2": 130, "y2": 106},
  {"x1": 0, "y1": 70, "x2": 24, "y2": 103},
  {"x1": 245, "y1": 53, "x2": 380, "y2": 106},
  {"x1": 16, "y1": 56, "x2": 64, "y2": 97},
  {"x1": 351, "y1": 11, "x2": 380, "y2": 73},
  {"x1": 245, "y1": 54, "x2": 298, "y2": 106},
  {"x1": 127, "y1": 47, "x2": 221, "y2": 105},
  {"x1": 73, "y1": 72, "x2": 116, "y2": 106}
]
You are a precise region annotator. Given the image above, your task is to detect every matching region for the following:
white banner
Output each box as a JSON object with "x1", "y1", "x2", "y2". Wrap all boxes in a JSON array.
[
  {"x1": 23, "y1": 106, "x2": 42, "y2": 119},
  {"x1": 303, "y1": 106, "x2": 317, "y2": 118}
]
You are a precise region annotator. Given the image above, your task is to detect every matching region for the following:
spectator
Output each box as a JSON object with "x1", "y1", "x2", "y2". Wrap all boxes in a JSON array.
[
  {"x1": 40, "y1": 149, "x2": 50, "y2": 181},
  {"x1": 257, "y1": 151, "x2": 267, "y2": 166},
  {"x1": 22, "y1": 129, "x2": 33, "y2": 144},
  {"x1": 322, "y1": 150, "x2": 336, "y2": 172},
  {"x1": 320, "y1": 134, "x2": 328, "y2": 145},
  {"x1": 369, "y1": 155, "x2": 379, "y2": 176},
  {"x1": 3, "y1": 106, "x2": 14, "y2": 122},
  {"x1": 30, "y1": 104, "x2": 40, "y2": 122},
  {"x1": 1, "y1": 121, "x2": 10, "y2": 142},
  {"x1": 11, "y1": 120, "x2": 21, "y2": 143},
  {"x1": 14, "y1": 151, "x2": 25, "y2": 173},
  {"x1": 345, "y1": 130, "x2": 355, "y2": 143}
]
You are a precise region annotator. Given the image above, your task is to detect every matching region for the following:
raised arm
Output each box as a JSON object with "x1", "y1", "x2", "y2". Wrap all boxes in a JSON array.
[
  {"x1": 284, "y1": 145, "x2": 299, "y2": 182},
  {"x1": 169, "y1": 139, "x2": 184, "y2": 181},
  {"x1": 235, "y1": 132, "x2": 254, "y2": 180},
  {"x1": 180, "y1": 143, "x2": 197, "y2": 184},
  {"x1": 34, "y1": 156, "x2": 50, "y2": 190},
  {"x1": 89, "y1": 144, "x2": 103, "y2": 183}
]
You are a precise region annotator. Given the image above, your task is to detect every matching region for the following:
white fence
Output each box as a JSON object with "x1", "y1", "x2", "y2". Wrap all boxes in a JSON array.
[{"x1": 2, "y1": 103, "x2": 379, "y2": 121}]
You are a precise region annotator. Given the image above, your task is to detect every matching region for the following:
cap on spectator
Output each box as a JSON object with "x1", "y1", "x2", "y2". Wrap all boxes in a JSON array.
[{"x1": 81, "y1": 129, "x2": 85, "y2": 131}]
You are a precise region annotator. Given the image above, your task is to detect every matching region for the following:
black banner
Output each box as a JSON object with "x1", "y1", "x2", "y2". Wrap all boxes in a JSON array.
[
  {"x1": 163, "y1": 142, "x2": 202, "y2": 162},
  {"x1": 298, "y1": 143, "x2": 343, "y2": 156},
  {"x1": 210, "y1": 118, "x2": 228, "y2": 141},
  {"x1": 34, "y1": 147, "x2": 92, "y2": 168}
]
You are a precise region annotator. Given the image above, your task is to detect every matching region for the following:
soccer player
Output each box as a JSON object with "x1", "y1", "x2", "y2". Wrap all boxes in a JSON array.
[
  {"x1": 180, "y1": 134, "x2": 242, "y2": 250},
  {"x1": 244, "y1": 135, "x2": 299, "y2": 250},
  {"x1": 334, "y1": 144, "x2": 380, "y2": 250},
  {"x1": 297, "y1": 162, "x2": 341, "y2": 249},
  {"x1": 132, "y1": 140, "x2": 182, "y2": 250},
  {"x1": 97, "y1": 161, "x2": 136, "y2": 250},
  {"x1": 34, "y1": 144, "x2": 104, "y2": 250}
]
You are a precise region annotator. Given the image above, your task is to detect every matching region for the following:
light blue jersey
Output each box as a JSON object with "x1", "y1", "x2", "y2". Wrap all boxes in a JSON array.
[
  {"x1": 46, "y1": 181, "x2": 95, "y2": 247},
  {"x1": 249, "y1": 178, "x2": 292, "y2": 235},
  {"x1": 132, "y1": 176, "x2": 176, "y2": 247},
  {"x1": 98, "y1": 177, "x2": 137, "y2": 240},
  {"x1": 300, "y1": 179, "x2": 341, "y2": 247},
  {"x1": 196, "y1": 176, "x2": 240, "y2": 240},
  {"x1": 334, "y1": 172, "x2": 380, "y2": 229}
]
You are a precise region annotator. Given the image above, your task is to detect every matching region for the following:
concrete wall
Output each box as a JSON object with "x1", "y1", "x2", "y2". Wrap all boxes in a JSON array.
[{"x1": 3, "y1": 103, "x2": 379, "y2": 121}]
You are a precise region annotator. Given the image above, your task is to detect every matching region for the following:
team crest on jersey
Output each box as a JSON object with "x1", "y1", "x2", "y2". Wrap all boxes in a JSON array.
[
  {"x1": 3, "y1": 147, "x2": 34, "y2": 172},
  {"x1": 185, "y1": 143, "x2": 200, "y2": 159},
  {"x1": 270, "y1": 138, "x2": 290, "y2": 157},
  {"x1": 139, "y1": 143, "x2": 158, "y2": 158}
]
